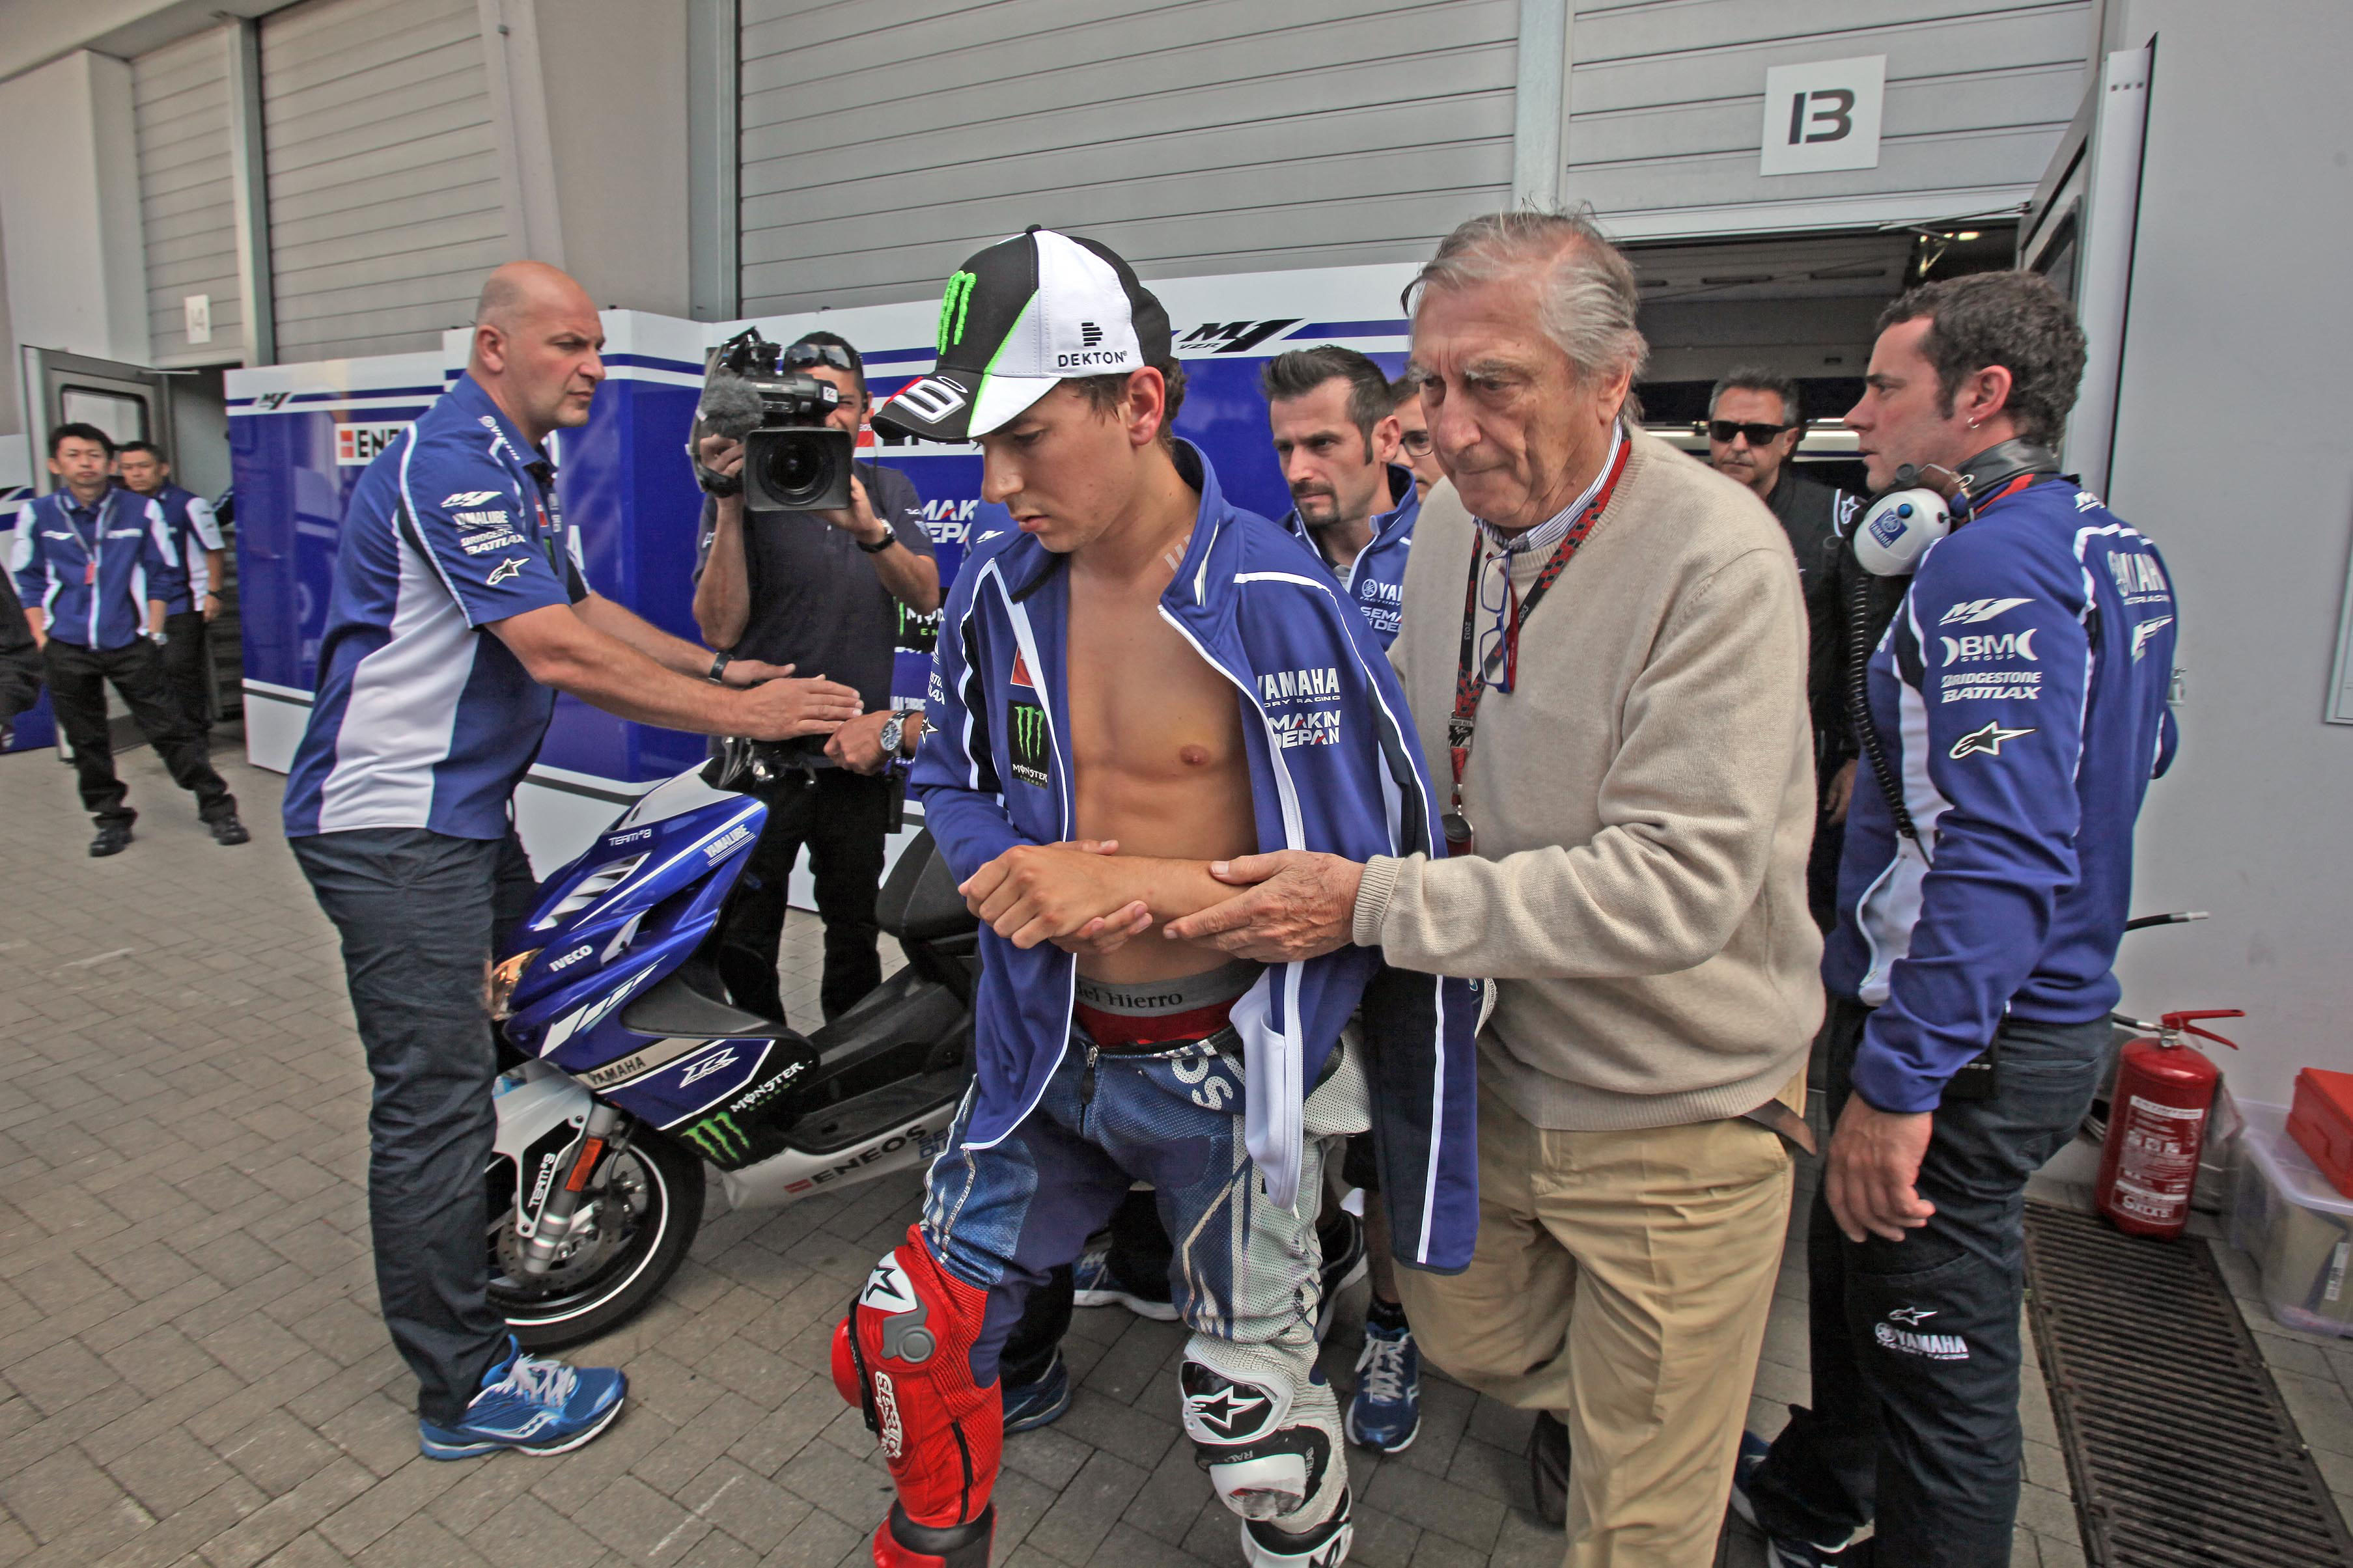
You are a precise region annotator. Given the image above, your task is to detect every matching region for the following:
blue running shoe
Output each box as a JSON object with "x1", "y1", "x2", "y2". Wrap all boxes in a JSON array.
[
  {"x1": 1001, "y1": 1347, "x2": 1072, "y2": 1433},
  {"x1": 1071, "y1": 1244, "x2": 1179, "y2": 1321},
  {"x1": 1729, "y1": 1431, "x2": 1865, "y2": 1565},
  {"x1": 418, "y1": 1337, "x2": 626, "y2": 1459},
  {"x1": 1344, "y1": 1307, "x2": 1421, "y2": 1452}
]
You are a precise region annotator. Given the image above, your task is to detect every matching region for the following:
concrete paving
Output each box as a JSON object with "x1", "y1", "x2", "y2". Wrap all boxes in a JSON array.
[{"x1": 3, "y1": 739, "x2": 2334, "y2": 1568}]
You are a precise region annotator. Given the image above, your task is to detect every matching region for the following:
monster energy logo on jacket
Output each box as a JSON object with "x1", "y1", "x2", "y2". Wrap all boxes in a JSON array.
[{"x1": 1007, "y1": 701, "x2": 1050, "y2": 788}]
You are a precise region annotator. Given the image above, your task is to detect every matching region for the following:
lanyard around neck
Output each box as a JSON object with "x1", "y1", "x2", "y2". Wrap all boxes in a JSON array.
[{"x1": 1443, "y1": 435, "x2": 1632, "y2": 853}]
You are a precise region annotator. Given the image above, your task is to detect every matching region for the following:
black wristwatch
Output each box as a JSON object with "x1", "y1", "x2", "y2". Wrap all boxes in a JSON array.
[
  {"x1": 856, "y1": 530, "x2": 896, "y2": 555},
  {"x1": 707, "y1": 650, "x2": 732, "y2": 685}
]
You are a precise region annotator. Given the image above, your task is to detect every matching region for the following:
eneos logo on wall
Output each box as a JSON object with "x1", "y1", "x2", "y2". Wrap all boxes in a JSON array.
[{"x1": 336, "y1": 422, "x2": 408, "y2": 465}]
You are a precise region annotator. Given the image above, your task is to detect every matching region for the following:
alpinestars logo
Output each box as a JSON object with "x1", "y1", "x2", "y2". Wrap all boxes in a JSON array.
[
  {"x1": 872, "y1": 1369, "x2": 904, "y2": 1459},
  {"x1": 861, "y1": 1258, "x2": 918, "y2": 1314},
  {"x1": 1940, "y1": 598, "x2": 2029, "y2": 626},
  {"x1": 2132, "y1": 615, "x2": 2174, "y2": 661},
  {"x1": 1007, "y1": 702, "x2": 1051, "y2": 788},
  {"x1": 1186, "y1": 1385, "x2": 1273, "y2": 1440},
  {"x1": 487, "y1": 557, "x2": 529, "y2": 585},
  {"x1": 938, "y1": 271, "x2": 979, "y2": 351},
  {"x1": 1950, "y1": 721, "x2": 2035, "y2": 759}
]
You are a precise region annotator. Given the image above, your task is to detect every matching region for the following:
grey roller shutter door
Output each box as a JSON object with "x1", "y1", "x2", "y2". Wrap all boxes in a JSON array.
[
  {"x1": 133, "y1": 28, "x2": 242, "y2": 368},
  {"x1": 1565, "y1": 0, "x2": 2093, "y2": 227},
  {"x1": 738, "y1": 0, "x2": 1518, "y2": 314},
  {"x1": 260, "y1": 0, "x2": 512, "y2": 361}
]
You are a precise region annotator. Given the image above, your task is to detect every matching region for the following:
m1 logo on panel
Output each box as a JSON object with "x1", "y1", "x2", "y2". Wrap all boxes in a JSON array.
[
  {"x1": 336, "y1": 422, "x2": 409, "y2": 465},
  {"x1": 1760, "y1": 56, "x2": 1886, "y2": 176}
]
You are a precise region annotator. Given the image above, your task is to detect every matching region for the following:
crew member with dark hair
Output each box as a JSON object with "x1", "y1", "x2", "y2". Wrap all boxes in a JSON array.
[
  {"x1": 1734, "y1": 271, "x2": 2180, "y2": 1567},
  {"x1": 12, "y1": 422, "x2": 245, "y2": 854},
  {"x1": 1706, "y1": 369, "x2": 1861, "y2": 926},
  {"x1": 693, "y1": 329, "x2": 942, "y2": 1023},
  {"x1": 1263, "y1": 345, "x2": 1420, "y2": 649},
  {"x1": 1390, "y1": 373, "x2": 1443, "y2": 502},
  {"x1": 117, "y1": 440, "x2": 227, "y2": 737}
]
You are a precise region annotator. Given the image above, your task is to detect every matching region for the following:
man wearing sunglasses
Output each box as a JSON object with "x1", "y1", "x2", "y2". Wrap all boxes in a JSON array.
[
  {"x1": 693, "y1": 330, "x2": 943, "y2": 1022},
  {"x1": 1706, "y1": 370, "x2": 1860, "y2": 926}
]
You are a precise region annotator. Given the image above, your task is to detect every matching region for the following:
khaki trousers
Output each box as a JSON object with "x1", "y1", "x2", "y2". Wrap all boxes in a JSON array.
[{"x1": 1394, "y1": 1070, "x2": 1798, "y2": 1568}]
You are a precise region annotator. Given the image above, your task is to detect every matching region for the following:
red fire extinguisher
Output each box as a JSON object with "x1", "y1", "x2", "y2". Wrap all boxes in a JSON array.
[{"x1": 2096, "y1": 1010, "x2": 2246, "y2": 1238}]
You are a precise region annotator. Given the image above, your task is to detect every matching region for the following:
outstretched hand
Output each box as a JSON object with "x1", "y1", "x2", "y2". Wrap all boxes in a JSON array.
[{"x1": 1158, "y1": 851, "x2": 1363, "y2": 964}]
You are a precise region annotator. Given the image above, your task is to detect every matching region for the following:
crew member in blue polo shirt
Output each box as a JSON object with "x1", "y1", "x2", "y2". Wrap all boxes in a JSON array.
[
  {"x1": 284, "y1": 261, "x2": 863, "y2": 1462},
  {"x1": 11, "y1": 422, "x2": 244, "y2": 855},
  {"x1": 117, "y1": 440, "x2": 227, "y2": 737},
  {"x1": 1265, "y1": 345, "x2": 1420, "y2": 649}
]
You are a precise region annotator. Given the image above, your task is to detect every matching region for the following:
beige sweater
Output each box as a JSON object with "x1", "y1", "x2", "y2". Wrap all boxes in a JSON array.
[{"x1": 1354, "y1": 428, "x2": 1824, "y2": 1131}]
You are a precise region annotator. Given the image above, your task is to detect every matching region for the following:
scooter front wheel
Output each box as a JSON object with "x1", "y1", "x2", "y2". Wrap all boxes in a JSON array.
[{"x1": 485, "y1": 1129, "x2": 706, "y2": 1351}]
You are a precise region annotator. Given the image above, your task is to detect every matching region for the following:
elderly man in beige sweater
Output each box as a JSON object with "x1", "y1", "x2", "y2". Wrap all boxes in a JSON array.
[{"x1": 1167, "y1": 210, "x2": 1823, "y2": 1566}]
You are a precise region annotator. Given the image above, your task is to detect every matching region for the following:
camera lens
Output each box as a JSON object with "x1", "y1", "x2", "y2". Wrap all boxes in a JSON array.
[{"x1": 762, "y1": 433, "x2": 838, "y2": 506}]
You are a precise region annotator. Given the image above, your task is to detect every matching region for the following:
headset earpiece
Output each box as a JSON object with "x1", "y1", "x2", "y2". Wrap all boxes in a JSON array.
[{"x1": 1854, "y1": 488, "x2": 1951, "y2": 577}]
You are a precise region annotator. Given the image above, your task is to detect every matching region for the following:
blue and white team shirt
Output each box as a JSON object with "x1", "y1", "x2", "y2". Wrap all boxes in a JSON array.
[
  {"x1": 1279, "y1": 463, "x2": 1419, "y2": 648},
  {"x1": 1824, "y1": 476, "x2": 2180, "y2": 1114},
  {"x1": 10, "y1": 488, "x2": 184, "y2": 650},
  {"x1": 142, "y1": 484, "x2": 226, "y2": 614},
  {"x1": 283, "y1": 374, "x2": 590, "y2": 842}
]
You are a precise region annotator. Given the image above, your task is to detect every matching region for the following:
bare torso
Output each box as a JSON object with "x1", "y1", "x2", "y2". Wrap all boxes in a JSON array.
[{"x1": 1065, "y1": 555, "x2": 1257, "y2": 983}]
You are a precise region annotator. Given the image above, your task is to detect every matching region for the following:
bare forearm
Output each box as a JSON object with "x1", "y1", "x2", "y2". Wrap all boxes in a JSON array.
[
  {"x1": 1094, "y1": 855, "x2": 1234, "y2": 922},
  {"x1": 693, "y1": 502, "x2": 751, "y2": 648},
  {"x1": 872, "y1": 542, "x2": 941, "y2": 614},
  {"x1": 24, "y1": 607, "x2": 44, "y2": 646},
  {"x1": 577, "y1": 592, "x2": 712, "y2": 678},
  {"x1": 148, "y1": 599, "x2": 167, "y2": 637},
  {"x1": 535, "y1": 636, "x2": 741, "y2": 733}
]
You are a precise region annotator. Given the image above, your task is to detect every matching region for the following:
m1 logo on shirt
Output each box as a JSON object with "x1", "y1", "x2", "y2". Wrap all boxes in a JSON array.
[{"x1": 336, "y1": 423, "x2": 409, "y2": 465}]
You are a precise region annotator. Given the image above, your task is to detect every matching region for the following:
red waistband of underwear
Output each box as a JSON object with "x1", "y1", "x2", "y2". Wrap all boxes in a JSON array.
[{"x1": 1072, "y1": 996, "x2": 1240, "y2": 1052}]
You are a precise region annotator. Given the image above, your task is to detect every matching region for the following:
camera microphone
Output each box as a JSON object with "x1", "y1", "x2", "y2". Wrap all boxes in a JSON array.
[{"x1": 697, "y1": 373, "x2": 766, "y2": 442}]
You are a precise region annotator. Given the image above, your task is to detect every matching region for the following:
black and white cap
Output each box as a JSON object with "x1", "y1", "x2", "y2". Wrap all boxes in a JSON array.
[{"x1": 872, "y1": 226, "x2": 1173, "y2": 443}]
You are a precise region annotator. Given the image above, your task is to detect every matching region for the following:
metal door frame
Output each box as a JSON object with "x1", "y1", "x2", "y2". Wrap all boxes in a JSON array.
[{"x1": 20, "y1": 346, "x2": 176, "y2": 494}]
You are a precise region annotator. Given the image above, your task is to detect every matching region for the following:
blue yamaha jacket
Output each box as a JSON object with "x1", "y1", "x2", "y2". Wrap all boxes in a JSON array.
[
  {"x1": 1278, "y1": 463, "x2": 1419, "y2": 648},
  {"x1": 1824, "y1": 476, "x2": 2180, "y2": 1114},
  {"x1": 10, "y1": 488, "x2": 184, "y2": 650},
  {"x1": 912, "y1": 443, "x2": 1482, "y2": 1272},
  {"x1": 145, "y1": 484, "x2": 225, "y2": 614}
]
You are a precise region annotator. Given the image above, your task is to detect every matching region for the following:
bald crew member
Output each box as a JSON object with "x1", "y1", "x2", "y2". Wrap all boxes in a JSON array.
[{"x1": 285, "y1": 262, "x2": 863, "y2": 1461}]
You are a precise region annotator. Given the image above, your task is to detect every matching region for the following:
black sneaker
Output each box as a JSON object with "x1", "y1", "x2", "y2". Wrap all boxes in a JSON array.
[
  {"x1": 1315, "y1": 1212, "x2": 1367, "y2": 1340},
  {"x1": 1529, "y1": 1409, "x2": 1569, "y2": 1528},
  {"x1": 209, "y1": 814, "x2": 251, "y2": 846},
  {"x1": 89, "y1": 823, "x2": 134, "y2": 857}
]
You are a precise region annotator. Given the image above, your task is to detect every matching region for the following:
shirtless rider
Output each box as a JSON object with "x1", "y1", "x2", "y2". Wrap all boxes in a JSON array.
[{"x1": 828, "y1": 228, "x2": 1483, "y2": 1568}]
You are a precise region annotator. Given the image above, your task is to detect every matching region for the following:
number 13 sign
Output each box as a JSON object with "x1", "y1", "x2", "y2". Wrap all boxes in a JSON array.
[{"x1": 1760, "y1": 55, "x2": 1886, "y2": 176}]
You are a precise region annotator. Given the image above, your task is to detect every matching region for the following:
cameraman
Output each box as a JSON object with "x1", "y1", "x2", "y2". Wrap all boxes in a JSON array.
[{"x1": 693, "y1": 331, "x2": 941, "y2": 1023}]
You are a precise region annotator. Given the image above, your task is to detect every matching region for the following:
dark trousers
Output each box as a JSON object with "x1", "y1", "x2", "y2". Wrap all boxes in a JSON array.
[
  {"x1": 1747, "y1": 997, "x2": 2107, "y2": 1566},
  {"x1": 714, "y1": 766, "x2": 892, "y2": 1023},
  {"x1": 1001, "y1": 1188, "x2": 1172, "y2": 1385},
  {"x1": 43, "y1": 637, "x2": 234, "y2": 827},
  {"x1": 290, "y1": 827, "x2": 539, "y2": 1424},
  {"x1": 160, "y1": 611, "x2": 213, "y2": 735}
]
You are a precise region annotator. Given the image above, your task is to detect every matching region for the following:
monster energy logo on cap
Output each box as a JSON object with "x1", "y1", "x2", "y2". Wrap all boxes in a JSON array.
[
  {"x1": 1007, "y1": 702, "x2": 1050, "y2": 789},
  {"x1": 874, "y1": 226, "x2": 1174, "y2": 445}
]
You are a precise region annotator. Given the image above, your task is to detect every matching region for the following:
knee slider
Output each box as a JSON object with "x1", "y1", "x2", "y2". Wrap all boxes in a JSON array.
[
  {"x1": 1180, "y1": 1356, "x2": 1337, "y2": 1525},
  {"x1": 837, "y1": 1228, "x2": 1002, "y2": 1532}
]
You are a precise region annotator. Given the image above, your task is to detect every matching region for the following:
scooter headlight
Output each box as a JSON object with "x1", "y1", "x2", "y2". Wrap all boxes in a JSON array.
[{"x1": 488, "y1": 950, "x2": 542, "y2": 1020}]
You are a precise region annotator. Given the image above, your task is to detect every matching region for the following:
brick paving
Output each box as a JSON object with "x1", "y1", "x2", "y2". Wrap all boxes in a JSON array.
[{"x1": 14, "y1": 739, "x2": 2338, "y2": 1568}]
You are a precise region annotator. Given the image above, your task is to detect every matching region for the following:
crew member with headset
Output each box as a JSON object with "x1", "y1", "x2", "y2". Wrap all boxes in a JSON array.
[
  {"x1": 284, "y1": 261, "x2": 861, "y2": 1463},
  {"x1": 1733, "y1": 271, "x2": 2180, "y2": 1568},
  {"x1": 117, "y1": 440, "x2": 227, "y2": 737},
  {"x1": 690, "y1": 330, "x2": 942, "y2": 1025}
]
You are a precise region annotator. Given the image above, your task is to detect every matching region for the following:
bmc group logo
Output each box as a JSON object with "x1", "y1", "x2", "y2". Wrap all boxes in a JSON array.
[{"x1": 335, "y1": 422, "x2": 408, "y2": 465}]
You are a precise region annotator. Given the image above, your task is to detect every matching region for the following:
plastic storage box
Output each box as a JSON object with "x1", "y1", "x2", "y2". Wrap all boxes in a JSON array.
[{"x1": 2231, "y1": 1104, "x2": 2353, "y2": 1336}]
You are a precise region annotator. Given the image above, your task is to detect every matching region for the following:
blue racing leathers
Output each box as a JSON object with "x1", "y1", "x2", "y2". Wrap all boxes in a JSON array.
[
  {"x1": 1278, "y1": 463, "x2": 1419, "y2": 648},
  {"x1": 1823, "y1": 475, "x2": 2180, "y2": 1114},
  {"x1": 911, "y1": 441, "x2": 1481, "y2": 1271}
]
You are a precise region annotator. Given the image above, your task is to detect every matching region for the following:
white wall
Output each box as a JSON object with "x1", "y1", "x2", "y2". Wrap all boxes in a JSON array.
[
  {"x1": 2104, "y1": 0, "x2": 2353, "y2": 1103},
  {"x1": 538, "y1": 0, "x2": 689, "y2": 318},
  {"x1": 0, "y1": 50, "x2": 152, "y2": 365}
]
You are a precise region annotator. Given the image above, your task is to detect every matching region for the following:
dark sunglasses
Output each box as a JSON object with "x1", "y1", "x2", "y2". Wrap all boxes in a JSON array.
[
  {"x1": 1708, "y1": 420, "x2": 1794, "y2": 446},
  {"x1": 784, "y1": 340, "x2": 859, "y2": 374}
]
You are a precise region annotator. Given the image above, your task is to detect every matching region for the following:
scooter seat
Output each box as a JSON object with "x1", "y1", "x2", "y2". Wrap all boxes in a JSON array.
[{"x1": 879, "y1": 830, "x2": 978, "y2": 945}]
